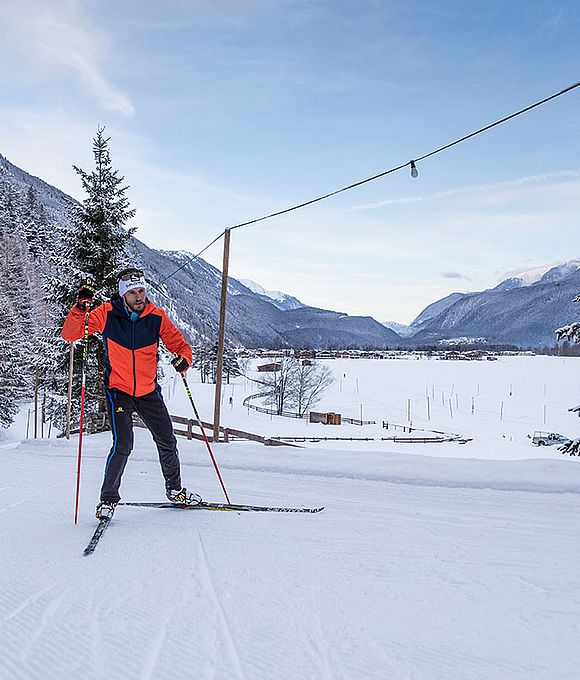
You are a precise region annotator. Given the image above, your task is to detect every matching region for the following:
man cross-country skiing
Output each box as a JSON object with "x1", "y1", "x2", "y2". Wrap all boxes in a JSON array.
[{"x1": 62, "y1": 268, "x2": 201, "y2": 519}]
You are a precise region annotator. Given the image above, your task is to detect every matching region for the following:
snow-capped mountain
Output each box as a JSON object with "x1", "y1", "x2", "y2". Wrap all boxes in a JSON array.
[
  {"x1": 239, "y1": 279, "x2": 304, "y2": 311},
  {"x1": 382, "y1": 321, "x2": 414, "y2": 337},
  {"x1": 491, "y1": 261, "x2": 580, "y2": 290}
]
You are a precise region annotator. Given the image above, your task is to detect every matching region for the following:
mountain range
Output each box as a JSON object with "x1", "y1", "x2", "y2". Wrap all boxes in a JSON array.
[
  {"x1": 2, "y1": 151, "x2": 578, "y2": 349},
  {"x1": 385, "y1": 262, "x2": 580, "y2": 348}
]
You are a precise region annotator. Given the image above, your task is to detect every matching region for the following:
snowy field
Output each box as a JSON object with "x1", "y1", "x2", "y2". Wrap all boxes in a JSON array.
[{"x1": 1, "y1": 356, "x2": 579, "y2": 679}]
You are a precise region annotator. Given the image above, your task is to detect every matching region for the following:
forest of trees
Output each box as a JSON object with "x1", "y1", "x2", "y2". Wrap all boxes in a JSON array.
[
  {"x1": 0, "y1": 174, "x2": 51, "y2": 426},
  {"x1": 190, "y1": 340, "x2": 242, "y2": 384}
]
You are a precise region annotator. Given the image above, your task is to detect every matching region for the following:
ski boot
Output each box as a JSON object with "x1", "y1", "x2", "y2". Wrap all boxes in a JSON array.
[
  {"x1": 166, "y1": 487, "x2": 202, "y2": 506},
  {"x1": 95, "y1": 500, "x2": 117, "y2": 520}
]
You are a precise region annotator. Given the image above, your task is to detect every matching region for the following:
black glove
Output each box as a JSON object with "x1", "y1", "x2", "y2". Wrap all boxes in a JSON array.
[
  {"x1": 77, "y1": 278, "x2": 95, "y2": 310},
  {"x1": 171, "y1": 355, "x2": 189, "y2": 374}
]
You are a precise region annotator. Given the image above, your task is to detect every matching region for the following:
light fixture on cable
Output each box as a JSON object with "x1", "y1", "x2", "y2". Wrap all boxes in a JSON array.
[{"x1": 410, "y1": 160, "x2": 418, "y2": 178}]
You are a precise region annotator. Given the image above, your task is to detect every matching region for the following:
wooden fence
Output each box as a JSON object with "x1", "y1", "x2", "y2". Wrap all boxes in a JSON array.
[
  {"x1": 242, "y1": 392, "x2": 307, "y2": 419},
  {"x1": 342, "y1": 417, "x2": 376, "y2": 426},
  {"x1": 134, "y1": 413, "x2": 302, "y2": 448}
]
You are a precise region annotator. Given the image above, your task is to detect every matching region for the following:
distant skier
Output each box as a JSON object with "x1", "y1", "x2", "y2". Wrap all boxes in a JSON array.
[
  {"x1": 62, "y1": 268, "x2": 201, "y2": 519},
  {"x1": 229, "y1": 396, "x2": 234, "y2": 408}
]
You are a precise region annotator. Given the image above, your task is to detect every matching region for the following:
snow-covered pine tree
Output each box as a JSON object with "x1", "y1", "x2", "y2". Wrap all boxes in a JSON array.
[
  {"x1": 0, "y1": 221, "x2": 40, "y2": 426},
  {"x1": 43, "y1": 126, "x2": 137, "y2": 430},
  {"x1": 556, "y1": 294, "x2": 580, "y2": 455},
  {"x1": 0, "y1": 288, "x2": 30, "y2": 428},
  {"x1": 0, "y1": 175, "x2": 23, "y2": 229},
  {"x1": 22, "y1": 186, "x2": 50, "y2": 260}
]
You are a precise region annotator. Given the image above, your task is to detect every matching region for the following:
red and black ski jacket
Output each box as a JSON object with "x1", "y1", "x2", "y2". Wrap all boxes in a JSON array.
[{"x1": 62, "y1": 294, "x2": 192, "y2": 397}]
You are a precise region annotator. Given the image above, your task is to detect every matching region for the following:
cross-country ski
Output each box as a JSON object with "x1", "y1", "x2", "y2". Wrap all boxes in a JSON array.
[
  {"x1": 83, "y1": 516, "x2": 113, "y2": 556},
  {"x1": 120, "y1": 501, "x2": 325, "y2": 513}
]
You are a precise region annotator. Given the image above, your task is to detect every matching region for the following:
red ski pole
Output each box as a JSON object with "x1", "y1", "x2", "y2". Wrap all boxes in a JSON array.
[
  {"x1": 180, "y1": 373, "x2": 232, "y2": 504},
  {"x1": 74, "y1": 301, "x2": 91, "y2": 525}
]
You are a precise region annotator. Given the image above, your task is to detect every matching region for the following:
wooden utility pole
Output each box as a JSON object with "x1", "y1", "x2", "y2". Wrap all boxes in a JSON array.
[
  {"x1": 66, "y1": 343, "x2": 75, "y2": 439},
  {"x1": 34, "y1": 367, "x2": 39, "y2": 439},
  {"x1": 213, "y1": 228, "x2": 231, "y2": 443},
  {"x1": 41, "y1": 390, "x2": 46, "y2": 438}
]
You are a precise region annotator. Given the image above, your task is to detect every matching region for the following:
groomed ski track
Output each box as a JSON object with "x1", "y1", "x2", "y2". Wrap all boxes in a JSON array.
[{"x1": 1, "y1": 432, "x2": 579, "y2": 680}]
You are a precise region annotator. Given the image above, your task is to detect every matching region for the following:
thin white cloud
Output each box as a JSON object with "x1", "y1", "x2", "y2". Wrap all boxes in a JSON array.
[
  {"x1": 0, "y1": 0, "x2": 134, "y2": 116},
  {"x1": 442, "y1": 272, "x2": 470, "y2": 281},
  {"x1": 539, "y1": 9, "x2": 567, "y2": 36},
  {"x1": 346, "y1": 170, "x2": 580, "y2": 211}
]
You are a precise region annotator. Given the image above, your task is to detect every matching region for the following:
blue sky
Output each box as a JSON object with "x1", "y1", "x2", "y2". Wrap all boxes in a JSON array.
[{"x1": 1, "y1": 0, "x2": 579, "y2": 322}]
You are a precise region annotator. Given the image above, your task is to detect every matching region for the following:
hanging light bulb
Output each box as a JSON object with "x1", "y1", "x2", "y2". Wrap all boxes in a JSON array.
[{"x1": 410, "y1": 160, "x2": 418, "y2": 178}]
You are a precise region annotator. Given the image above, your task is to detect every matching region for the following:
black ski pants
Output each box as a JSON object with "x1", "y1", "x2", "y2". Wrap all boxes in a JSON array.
[{"x1": 101, "y1": 388, "x2": 182, "y2": 503}]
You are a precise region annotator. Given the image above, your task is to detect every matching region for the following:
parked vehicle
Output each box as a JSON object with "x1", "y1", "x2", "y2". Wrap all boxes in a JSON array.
[{"x1": 532, "y1": 431, "x2": 571, "y2": 447}]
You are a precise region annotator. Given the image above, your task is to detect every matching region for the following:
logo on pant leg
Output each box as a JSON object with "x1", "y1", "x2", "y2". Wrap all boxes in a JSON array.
[{"x1": 116, "y1": 406, "x2": 124, "y2": 412}]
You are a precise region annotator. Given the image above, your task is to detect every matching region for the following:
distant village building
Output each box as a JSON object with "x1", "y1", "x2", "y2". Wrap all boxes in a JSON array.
[
  {"x1": 257, "y1": 362, "x2": 281, "y2": 373},
  {"x1": 309, "y1": 411, "x2": 342, "y2": 425}
]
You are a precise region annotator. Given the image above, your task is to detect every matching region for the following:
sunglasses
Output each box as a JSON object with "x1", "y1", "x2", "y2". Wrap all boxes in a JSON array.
[{"x1": 119, "y1": 269, "x2": 145, "y2": 282}]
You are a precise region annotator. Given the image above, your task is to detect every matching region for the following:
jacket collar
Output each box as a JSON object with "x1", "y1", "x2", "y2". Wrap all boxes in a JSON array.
[{"x1": 110, "y1": 293, "x2": 154, "y2": 319}]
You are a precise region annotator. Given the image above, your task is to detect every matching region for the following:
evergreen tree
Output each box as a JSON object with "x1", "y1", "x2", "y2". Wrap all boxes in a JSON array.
[
  {"x1": 191, "y1": 340, "x2": 241, "y2": 384},
  {"x1": 22, "y1": 186, "x2": 50, "y2": 260},
  {"x1": 556, "y1": 295, "x2": 580, "y2": 455},
  {"x1": 0, "y1": 178, "x2": 24, "y2": 235},
  {"x1": 0, "y1": 281, "x2": 32, "y2": 428},
  {"x1": 43, "y1": 126, "x2": 137, "y2": 430}
]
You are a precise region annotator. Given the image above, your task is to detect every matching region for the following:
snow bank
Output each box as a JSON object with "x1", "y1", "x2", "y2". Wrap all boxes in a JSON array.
[{"x1": 10, "y1": 430, "x2": 580, "y2": 497}]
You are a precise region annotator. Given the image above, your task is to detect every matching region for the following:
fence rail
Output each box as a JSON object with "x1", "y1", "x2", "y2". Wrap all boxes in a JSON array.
[
  {"x1": 243, "y1": 392, "x2": 307, "y2": 419},
  {"x1": 342, "y1": 417, "x2": 376, "y2": 426},
  {"x1": 134, "y1": 413, "x2": 302, "y2": 448}
]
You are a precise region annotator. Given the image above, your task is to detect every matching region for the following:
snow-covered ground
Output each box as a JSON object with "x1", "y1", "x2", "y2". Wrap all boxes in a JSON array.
[{"x1": 1, "y1": 356, "x2": 579, "y2": 679}]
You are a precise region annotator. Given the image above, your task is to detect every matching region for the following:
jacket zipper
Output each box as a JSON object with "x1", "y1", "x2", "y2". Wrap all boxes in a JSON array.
[{"x1": 131, "y1": 321, "x2": 137, "y2": 396}]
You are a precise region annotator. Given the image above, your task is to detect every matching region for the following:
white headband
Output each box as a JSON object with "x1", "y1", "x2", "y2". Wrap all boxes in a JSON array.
[{"x1": 118, "y1": 274, "x2": 147, "y2": 297}]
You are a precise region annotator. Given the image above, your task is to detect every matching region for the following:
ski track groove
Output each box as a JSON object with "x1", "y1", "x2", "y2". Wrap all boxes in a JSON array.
[
  {"x1": 21, "y1": 589, "x2": 67, "y2": 667},
  {"x1": 295, "y1": 550, "x2": 337, "y2": 680},
  {"x1": 1, "y1": 583, "x2": 56, "y2": 624},
  {"x1": 193, "y1": 522, "x2": 247, "y2": 680},
  {"x1": 87, "y1": 585, "x2": 105, "y2": 680},
  {"x1": 0, "y1": 499, "x2": 26, "y2": 516},
  {"x1": 139, "y1": 592, "x2": 181, "y2": 680}
]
